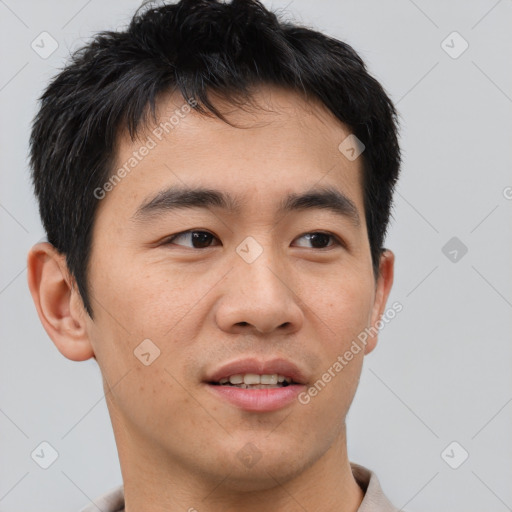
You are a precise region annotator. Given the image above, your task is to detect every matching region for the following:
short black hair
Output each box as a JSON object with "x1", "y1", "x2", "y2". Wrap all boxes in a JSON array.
[{"x1": 29, "y1": 0, "x2": 401, "y2": 319}]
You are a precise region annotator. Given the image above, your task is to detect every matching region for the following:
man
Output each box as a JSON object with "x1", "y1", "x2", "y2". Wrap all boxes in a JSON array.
[{"x1": 26, "y1": 0, "x2": 403, "y2": 510}]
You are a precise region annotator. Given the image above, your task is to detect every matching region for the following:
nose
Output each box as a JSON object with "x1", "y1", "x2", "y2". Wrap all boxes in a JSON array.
[{"x1": 214, "y1": 252, "x2": 304, "y2": 336}]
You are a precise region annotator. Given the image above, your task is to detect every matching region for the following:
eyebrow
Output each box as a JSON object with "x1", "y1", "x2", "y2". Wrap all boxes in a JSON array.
[{"x1": 130, "y1": 184, "x2": 361, "y2": 227}]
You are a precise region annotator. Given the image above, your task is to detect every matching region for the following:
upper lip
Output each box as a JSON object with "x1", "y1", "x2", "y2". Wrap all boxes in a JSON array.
[{"x1": 205, "y1": 357, "x2": 308, "y2": 385}]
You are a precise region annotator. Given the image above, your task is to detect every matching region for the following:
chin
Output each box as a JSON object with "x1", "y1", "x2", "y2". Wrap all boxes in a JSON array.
[
  {"x1": 205, "y1": 436, "x2": 314, "y2": 492},
  {"x1": 219, "y1": 459, "x2": 307, "y2": 493}
]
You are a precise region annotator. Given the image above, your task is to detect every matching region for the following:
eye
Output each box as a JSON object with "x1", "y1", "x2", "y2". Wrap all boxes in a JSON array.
[
  {"x1": 293, "y1": 231, "x2": 343, "y2": 250},
  {"x1": 163, "y1": 230, "x2": 219, "y2": 249},
  {"x1": 162, "y1": 230, "x2": 342, "y2": 250}
]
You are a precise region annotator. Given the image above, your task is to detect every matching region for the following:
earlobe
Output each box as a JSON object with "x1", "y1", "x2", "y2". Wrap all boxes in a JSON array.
[
  {"x1": 364, "y1": 249, "x2": 395, "y2": 355},
  {"x1": 27, "y1": 242, "x2": 95, "y2": 361}
]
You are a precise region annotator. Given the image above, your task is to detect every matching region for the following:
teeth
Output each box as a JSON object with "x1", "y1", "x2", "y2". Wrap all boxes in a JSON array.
[
  {"x1": 243, "y1": 373, "x2": 261, "y2": 385},
  {"x1": 218, "y1": 374, "x2": 293, "y2": 385},
  {"x1": 260, "y1": 374, "x2": 278, "y2": 385}
]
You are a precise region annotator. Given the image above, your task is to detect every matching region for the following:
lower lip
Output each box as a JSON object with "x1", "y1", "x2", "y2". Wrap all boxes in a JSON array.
[{"x1": 205, "y1": 383, "x2": 306, "y2": 412}]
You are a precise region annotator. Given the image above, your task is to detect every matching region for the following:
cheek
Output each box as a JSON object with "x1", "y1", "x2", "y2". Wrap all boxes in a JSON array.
[
  {"x1": 300, "y1": 286, "x2": 370, "y2": 431},
  {"x1": 88, "y1": 257, "x2": 213, "y2": 392},
  {"x1": 91, "y1": 252, "x2": 190, "y2": 336},
  {"x1": 118, "y1": 367, "x2": 188, "y2": 420},
  {"x1": 315, "y1": 274, "x2": 374, "y2": 350},
  {"x1": 300, "y1": 273, "x2": 372, "y2": 410}
]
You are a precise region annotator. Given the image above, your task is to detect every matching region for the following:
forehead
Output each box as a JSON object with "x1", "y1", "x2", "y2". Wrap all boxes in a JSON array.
[{"x1": 98, "y1": 84, "x2": 365, "y2": 224}]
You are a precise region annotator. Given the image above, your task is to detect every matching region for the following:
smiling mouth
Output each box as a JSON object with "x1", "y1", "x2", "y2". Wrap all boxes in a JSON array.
[{"x1": 205, "y1": 371, "x2": 305, "y2": 412}]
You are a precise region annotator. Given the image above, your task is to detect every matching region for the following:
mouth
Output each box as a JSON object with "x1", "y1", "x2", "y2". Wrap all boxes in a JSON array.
[
  {"x1": 204, "y1": 357, "x2": 308, "y2": 386},
  {"x1": 203, "y1": 358, "x2": 308, "y2": 412}
]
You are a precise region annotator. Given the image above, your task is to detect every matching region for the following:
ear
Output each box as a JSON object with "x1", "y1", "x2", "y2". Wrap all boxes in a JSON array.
[
  {"x1": 27, "y1": 242, "x2": 95, "y2": 361},
  {"x1": 364, "y1": 249, "x2": 395, "y2": 355}
]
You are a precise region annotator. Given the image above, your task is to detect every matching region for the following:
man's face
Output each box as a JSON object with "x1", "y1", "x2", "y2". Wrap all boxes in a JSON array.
[{"x1": 84, "y1": 85, "x2": 393, "y2": 489}]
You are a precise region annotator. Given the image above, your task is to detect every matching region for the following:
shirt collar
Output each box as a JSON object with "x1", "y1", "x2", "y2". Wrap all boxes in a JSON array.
[{"x1": 351, "y1": 462, "x2": 400, "y2": 512}]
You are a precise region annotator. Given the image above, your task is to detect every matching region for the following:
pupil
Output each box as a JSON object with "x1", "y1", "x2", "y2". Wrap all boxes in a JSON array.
[
  {"x1": 192, "y1": 232, "x2": 213, "y2": 248},
  {"x1": 309, "y1": 233, "x2": 330, "y2": 248}
]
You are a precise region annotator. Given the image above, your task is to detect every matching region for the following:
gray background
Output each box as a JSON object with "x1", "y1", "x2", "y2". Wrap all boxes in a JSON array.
[{"x1": 1, "y1": 0, "x2": 511, "y2": 511}]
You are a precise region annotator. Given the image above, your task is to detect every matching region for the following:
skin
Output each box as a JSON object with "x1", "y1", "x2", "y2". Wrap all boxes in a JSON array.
[{"x1": 27, "y1": 85, "x2": 394, "y2": 512}]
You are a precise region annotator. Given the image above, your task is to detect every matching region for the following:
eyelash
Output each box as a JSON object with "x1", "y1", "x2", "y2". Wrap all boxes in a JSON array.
[{"x1": 162, "y1": 230, "x2": 344, "y2": 250}]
